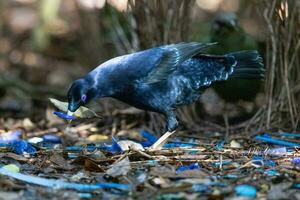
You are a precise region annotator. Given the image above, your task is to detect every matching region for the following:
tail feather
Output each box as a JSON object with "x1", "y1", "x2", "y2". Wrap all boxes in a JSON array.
[{"x1": 226, "y1": 50, "x2": 265, "y2": 79}]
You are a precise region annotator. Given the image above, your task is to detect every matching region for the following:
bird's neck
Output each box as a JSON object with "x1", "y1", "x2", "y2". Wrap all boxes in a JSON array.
[{"x1": 85, "y1": 70, "x2": 116, "y2": 99}]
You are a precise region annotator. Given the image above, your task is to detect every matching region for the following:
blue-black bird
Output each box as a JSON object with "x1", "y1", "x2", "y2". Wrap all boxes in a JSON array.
[{"x1": 67, "y1": 42, "x2": 264, "y2": 133}]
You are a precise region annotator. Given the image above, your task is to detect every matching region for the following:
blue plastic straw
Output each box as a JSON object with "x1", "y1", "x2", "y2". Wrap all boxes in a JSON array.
[
  {"x1": 53, "y1": 111, "x2": 76, "y2": 120},
  {"x1": 0, "y1": 168, "x2": 131, "y2": 191},
  {"x1": 255, "y1": 135, "x2": 300, "y2": 147},
  {"x1": 280, "y1": 132, "x2": 300, "y2": 138}
]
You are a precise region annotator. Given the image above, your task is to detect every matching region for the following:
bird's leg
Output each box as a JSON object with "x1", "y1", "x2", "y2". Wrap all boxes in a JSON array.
[
  {"x1": 165, "y1": 111, "x2": 179, "y2": 132},
  {"x1": 223, "y1": 103, "x2": 230, "y2": 142},
  {"x1": 149, "y1": 111, "x2": 178, "y2": 150}
]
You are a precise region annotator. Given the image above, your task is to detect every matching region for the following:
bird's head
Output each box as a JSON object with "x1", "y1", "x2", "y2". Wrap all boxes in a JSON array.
[
  {"x1": 67, "y1": 79, "x2": 94, "y2": 114},
  {"x1": 212, "y1": 12, "x2": 239, "y2": 33}
]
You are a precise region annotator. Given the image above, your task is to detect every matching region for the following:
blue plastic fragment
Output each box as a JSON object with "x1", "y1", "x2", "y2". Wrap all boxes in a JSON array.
[
  {"x1": 265, "y1": 169, "x2": 280, "y2": 176},
  {"x1": 255, "y1": 135, "x2": 300, "y2": 147},
  {"x1": 0, "y1": 130, "x2": 22, "y2": 143},
  {"x1": 146, "y1": 160, "x2": 157, "y2": 166},
  {"x1": 78, "y1": 193, "x2": 92, "y2": 198},
  {"x1": 102, "y1": 137, "x2": 122, "y2": 153},
  {"x1": 292, "y1": 157, "x2": 300, "y2": 164},
  {"x1": 0, "y1": 143, "x2": 9, "y2": 148},
  {"x1": 65, "y1": 146, "x2": 84, "y2": 151},
  {"x1": 263, "y1": 133, "x2": 272, "y2": 138},
  {"x1": 163, "y1": 142, "x2": 194, "y2": 148},
  {"x1": 256, "y1": 168, "x2": 280, "y2": 176},
  {"x1": 280, "y1": 132, "x2": 300, "y2": 138},
  {"x1": 212, "y1": 160, "x2": 232, "y2": 167},
  {"x1": 292, "y1": 157, "x2": 300, "y2": 168},
  {"x1": 209, "y1": 182, "x2": 228, "y2": 187},
  {"x1": 223, "y1": 174, "x2": 238, "y2": 179},
  {"x1": 266, "y1": 147, "x2": 287, "y2": 155},
  {"x1": 43, "y1": 134, "x2": 61, "y2": 143},
  {"x1": 176, "y1": 163, "x2": 200, "y2": 173},
  {"x1": 11, "y1": 140, "x2": 36, "y2": 155},
  {"x1": 0, "y1": 168, "x2": 131, "y2": 191},
  {"x1": 136, "y1": 171, "x2": 147, "y2": 183},
  {"x1": 252, "y1": 156, "x2": 276, "y2": 167},
  {"x1": 140, "y1": 130, "x2": 158, "y2": 147},
  {"x1": 292, "y1": 183, "x2": 300, "y2": 189},
  {"x1": 53, "y1": 111, "x2": 76, "y2": 120},
  {"x1": 192, "y1": 184, "x2": 210, "y2": 193},
  {"x1": 235, "y1": 184, "x2": 257, "y2": 198},
  {"x1": 215, "y1": 140, "x2": 225, "y2": 151},
  {"x1": 67, "y1": 153, "x2": 78, "y2": 159}
]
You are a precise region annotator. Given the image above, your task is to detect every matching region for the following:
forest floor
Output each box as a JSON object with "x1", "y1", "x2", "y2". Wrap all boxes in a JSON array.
[{"x1": 0, "y1": 115, "x2": 299, "y2": 200}]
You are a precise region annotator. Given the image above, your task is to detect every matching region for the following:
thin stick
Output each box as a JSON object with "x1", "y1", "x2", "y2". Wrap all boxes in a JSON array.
[{"x1": 149, "y1": 131, "x2": 176, "y2": 150}]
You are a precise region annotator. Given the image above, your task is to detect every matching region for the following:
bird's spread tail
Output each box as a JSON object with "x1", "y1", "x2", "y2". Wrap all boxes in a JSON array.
[{"x1": 226, "y1": 50, "x2": 265, "y2": 79}]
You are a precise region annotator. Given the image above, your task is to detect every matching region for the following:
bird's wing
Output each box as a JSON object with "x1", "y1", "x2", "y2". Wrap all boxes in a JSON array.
[
  {"x1": 183, "y1": 50, "x2": 263, "y2": 90},
  {"x1": 180, "y1": 54, "x2": 237, "y2": 90},
  {"x1": 144, "y1": 42, "x2": 216, "y2": 84}
]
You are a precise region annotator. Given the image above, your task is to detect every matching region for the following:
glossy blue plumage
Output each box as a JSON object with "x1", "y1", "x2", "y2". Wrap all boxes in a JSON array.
[{"x1": 67, "y1": 42, "x2": 264, "y2": 131}]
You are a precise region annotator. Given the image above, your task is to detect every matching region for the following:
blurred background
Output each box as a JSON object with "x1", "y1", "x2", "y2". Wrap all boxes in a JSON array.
[{"x1": 0, "y1": 0, "x2": 299, "y2": 134}]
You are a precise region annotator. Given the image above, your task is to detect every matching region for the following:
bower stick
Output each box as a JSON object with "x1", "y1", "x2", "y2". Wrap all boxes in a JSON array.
[{"x1": 149, "y1": 131, "x2": 176, "y2": 150}]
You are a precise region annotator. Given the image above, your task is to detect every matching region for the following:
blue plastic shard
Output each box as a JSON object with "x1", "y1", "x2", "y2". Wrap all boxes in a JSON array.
[
  {"x1": 255, "y1": 135, "x2": 300, "y2": 147},
  {"x1": 215, "y1": 140, "x2": 225, "y2": 151},
  {"x1": 65, "y1": 146, "x2": 96, "y2": 152},
  {"x1": 43, "y1": 134, "x2": 62, "y2": 143},
  {"x1": 209, "y1": 182, "x2": 228, "y2": 187},
  {"x1": 262, "y1": 133, "x2": 272, "y2": 138},
  {"x1": 0, "y1": 168, "x2": 131, "y2": 191},
  {"x1": 146, "y1": 160, "x2": 157, "y2": 166},
  {"x1": 256, "y1": 168, "x2": 280, "y2": 176},
  {"x1": 53, "y1": 111, "x2": 76, "y2": 120},
  {"x1": 192, "y1": 184, "x2": 210, "y2": 193},
  {"x1": 252, "y1": 156, "x2": 276, "y2": 167},
  {"x1": 176, "y1": 163, "x2": 200, "y2": 173},
  {"x1": 212, "y1": 160, "x2": 232, "y2": 167},
  {"x1": 11, "y1": 140, "x2": 36, "y2": 155},
  {"x1": 223, "y1": 174, "x2": 239, "y2": 179},
  {"x1": 0, "y1": 130, "x2": 22, "y2": 143},
  {"x1": 235, "y1": 184, "x2": 257, "y2": 198},
  {"x1": 140, "y1": 130, "x2": 158, "y2": 147},
  {"x1": 78, "y1": 193, "x2": 92, "y2": 198},
  {"x1": 292, "y1": 183, "x2": 300, "y2": 189},
  {"x1": 65, "y1": 146, "x2": 84, "y2": 151},
  {"x1": 264, "y1": 169, "x2": 280, "y2": 176},
  {"x1": 292, "y1": 157, "x2": 300, "y2": 168},
  {"x1": 163, "y1": 142, "x2": 195, "y2": 148},
  {"x1": 102, "y1": 137, "x2": 122, "y2": 153},
  {"x1": 266, "y1": 147, "x2": 287, "y2": 155},
  {"x1": 0, "y1": 143, "x2": 9, "y2": 148},
  {"x1": 67, "y1": 153, "x2": 78, "y2": 159}
]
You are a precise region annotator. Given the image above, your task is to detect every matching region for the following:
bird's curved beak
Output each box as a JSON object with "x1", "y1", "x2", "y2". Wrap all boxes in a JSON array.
[{"x1": 67, "y1": 103, "x2": 78, "y2": 122}]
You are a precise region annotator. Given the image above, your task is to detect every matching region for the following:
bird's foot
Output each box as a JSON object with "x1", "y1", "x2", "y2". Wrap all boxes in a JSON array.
[{"x1": 149, "y1": 131, "x2": 176, "y2": 150}]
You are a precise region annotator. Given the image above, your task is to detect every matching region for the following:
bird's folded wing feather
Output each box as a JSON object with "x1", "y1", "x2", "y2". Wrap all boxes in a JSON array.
[
  {"x1": 144, "y1": 42, "x2": 217, "y2": 84},
  {"x1": 182, "y1": 54, "x2": 236, "y2": 89}
]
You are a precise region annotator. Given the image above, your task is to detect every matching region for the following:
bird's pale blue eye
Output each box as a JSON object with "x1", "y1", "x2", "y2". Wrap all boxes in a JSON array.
[{"x1": 81, "y1": 94, "x2": 87, "y2": 102}]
